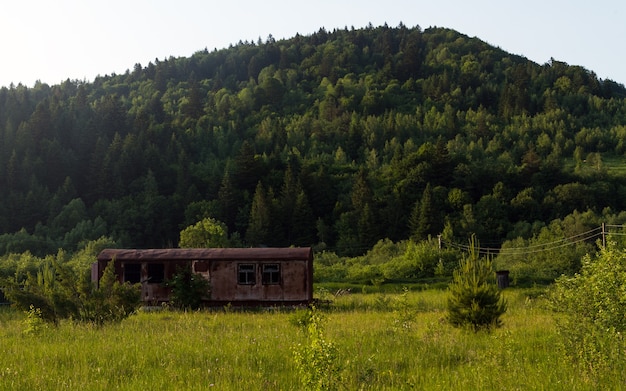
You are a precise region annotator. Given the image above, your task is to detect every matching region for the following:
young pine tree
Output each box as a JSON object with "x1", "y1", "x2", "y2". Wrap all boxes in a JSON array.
[{"x1": 447, "y1": 236, "x2": 506, "y2": 331}]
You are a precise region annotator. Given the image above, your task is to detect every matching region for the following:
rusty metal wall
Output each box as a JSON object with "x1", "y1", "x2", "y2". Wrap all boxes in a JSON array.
[
  {"x1": 209, "y1": 260, "x2": 311, "y2": 303},
  {"x1": 95, "y1": 248, "x2": 313, "y2": 305}
]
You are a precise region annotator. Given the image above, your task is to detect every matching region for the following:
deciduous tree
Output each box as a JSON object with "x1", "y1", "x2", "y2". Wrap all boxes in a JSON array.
[{"x1": 179, "y1": 217, "x2": 229, "y2": 248}]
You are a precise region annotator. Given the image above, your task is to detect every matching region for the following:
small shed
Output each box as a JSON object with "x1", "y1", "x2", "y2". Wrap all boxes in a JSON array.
[{"x1": 94, "y1": 247, "x2": 313, "y2": 306}]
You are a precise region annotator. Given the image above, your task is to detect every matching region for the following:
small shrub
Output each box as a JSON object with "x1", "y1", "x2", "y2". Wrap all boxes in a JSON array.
[
  {"x1": 447, "y1": 236, "x2": 507, "y2": 331},
  {"x1": 314, "y1": 286, "x2": 334, "y2": 305},
  {"x1": 77, "y1": 260, "x2": 141, "y2": 324},
  {"x1": 22, "y1": 305, "x2": 46, "y2": 336},
  {"x1": 292, "y1": 307, "x2": 341, "y2": 390},
  {"x1": 5, "y1": 260, "x2": 140, "y2": 325},
  {"x1": 391, "y1": 287, "x2": 415, "y2": 331},
  {"x1": 549, "y1": 243, "x2": 626, "y2": 378},
  {"x1": 166, "y1": 265, "x2": 211, "y2": 310},
  {"x1": 4, "y1": 259, "x2": 79, "y2": 324},
  {"x1": 289, "y1": 308, "x2": 314, "y2": 329}
]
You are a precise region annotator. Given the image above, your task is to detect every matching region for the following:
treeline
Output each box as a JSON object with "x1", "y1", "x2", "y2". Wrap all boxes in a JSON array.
[{"x1": 1, "y1": 23, "x2": 626, "y2": 260}]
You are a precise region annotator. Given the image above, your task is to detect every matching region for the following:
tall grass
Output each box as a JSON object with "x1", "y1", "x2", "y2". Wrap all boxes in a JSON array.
[{"x1": 0, "y1": 288, "x2": 621, "y2": 390}]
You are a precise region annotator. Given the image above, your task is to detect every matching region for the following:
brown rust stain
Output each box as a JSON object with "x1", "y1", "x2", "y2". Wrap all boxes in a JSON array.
[{"x1": 96, "y1": 247, "x2": 313, "y2": 304}]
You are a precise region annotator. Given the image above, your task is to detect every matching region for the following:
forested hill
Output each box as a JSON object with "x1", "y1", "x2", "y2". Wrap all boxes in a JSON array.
[{"x1": 2, "y1": 24, "x2": 626, "y2": 257}]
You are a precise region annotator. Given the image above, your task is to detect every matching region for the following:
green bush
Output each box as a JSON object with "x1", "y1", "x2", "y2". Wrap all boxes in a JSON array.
[
  {"x1": 289, "y1": 307, "x2": 315, "y2": 329},
  {"x1": 3, "y1": 258, "x2": 79, "y2": 323},
  {"x1": 3, "y1": 259, "x2": 140, "y2": 325},
  {"x1": 22, "y1": 305, "x2": 47, "y2": 336},
  {"x1": 166, "y1": 265, "x2": 211, "y2": 310},
  {"x1": 78, "y1": 261, "x2": 141, "y2": 324},
  {"x1": 382, "y1": 239, "x2": 459, "y2": 280},
  {"x1": 495, "y1": 214, "x2": 598, "y2": 283},
  {"x1": 447, "y1": 237, "x2": 507, "y2": 331},
  {"x1": 292, "y1": 307, "x2": 341, "y2": 390},
  {"x1": 313, "y1": 239, "x2": 462, "y2": 284},
  {"x1": 549, "y1": 243, "x2": 626, "y2": 377}
]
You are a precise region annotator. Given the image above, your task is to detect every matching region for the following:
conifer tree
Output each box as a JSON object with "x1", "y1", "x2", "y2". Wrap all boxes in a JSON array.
[
  {"x1": 291, "y1": 189, "x2": 315, "y2": 246},
  {"x1": 217, "y1": 168, "x2": 238, "y2": 231},
  {"x1": 409, "y1": 183, "x2": 434, "y2": 241},
  {"x1": 447, "y1": 235, "x2": 506, "y2": 331},
  {"x1": 246, "y1": 182, "x2": 271, "y2": 246}
]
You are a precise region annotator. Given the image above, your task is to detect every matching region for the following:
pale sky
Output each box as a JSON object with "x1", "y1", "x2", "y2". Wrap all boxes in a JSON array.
[{"x1": 1, "y1": 0, "x2": 625, "y2": 88}]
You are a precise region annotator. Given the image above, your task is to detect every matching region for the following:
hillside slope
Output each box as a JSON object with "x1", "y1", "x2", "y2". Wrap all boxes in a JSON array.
[{"x1": 1, "y1": 24, "x2": 626, "y2": 256}]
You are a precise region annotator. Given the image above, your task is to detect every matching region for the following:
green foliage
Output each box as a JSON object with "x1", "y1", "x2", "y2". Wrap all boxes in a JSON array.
[
  {"x1": 289, "y1": 307, "x2": 315, "y2": 329},
  {"x1": 409, "y1": 183, "x2": 436, "y2": 241},
  {"x1": 78, "y1": 261, "x2": 141, "y2": 324},
  {"x1": 314, "y1": 238, "x2": 461, "y2": 284},
  {"x1": 382, "y1": 239, "x2": 458, "y2": 280},
  {"x1": 166, "y1": 265, "x2": 211, "y2": 310},
  {"x1": 246, "y1": 182, "x2": 272, "y2": 246},
  {"x1": 2, "y1": 24, "x2": 626, "y2": 264},
  {"x1": 391, "y1": 286, "x2": 416, "y2": 332},
  {"x1": 292, "y1": 307, "x2": 341, "y2": 391},
  {"x1": 0, "y1": 288, "x2": 626, "y2": 389},
  {"x1": 549, "y1": 243, "x2": 626, "y2": 377},
  {"x1": 447, "y1": 237, "x2": 507, "y2": 331},
  {"x1": 3, "y1": 256, "x2": 140, "y2": 325},
  {"x1": 22, "y1": 305, "x2": 47, "y2": 336},
  {"x1": 495, "y1": 210, "x2": 606, "y2": 283},
  {"x1": 3, "y1": 255, "x2": 79, "y2": 323},
  {"x1": 179, "y1": 217, "x2": 230, "y2": 248},
  {"x1": 64, "y1": 236, "x2": 118, "y2": 275}
]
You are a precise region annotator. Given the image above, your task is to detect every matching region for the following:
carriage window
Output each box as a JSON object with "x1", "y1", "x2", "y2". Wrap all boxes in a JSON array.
[
  {"x1": 238, "y1": 264, "x2": 256, "y2": 285},
  {"x1": 147, "y1": 263, "x2": 164, "y2": 284},
  {"x1": 262, "y1": 264, "x2": 280, "y2": 285},
  {"x1": 124, "y1": 263, "x2": 141, "y2": 284}
]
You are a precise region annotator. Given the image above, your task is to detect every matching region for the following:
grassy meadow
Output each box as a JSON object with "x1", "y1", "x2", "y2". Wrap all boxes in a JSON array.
[{"x1": 0, "y1": 287, "x2": 622, "y2": 390}]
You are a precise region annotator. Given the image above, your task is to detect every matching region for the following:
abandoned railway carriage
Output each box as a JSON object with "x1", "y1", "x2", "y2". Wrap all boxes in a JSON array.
[{"x1": 93, "y1": 247, "x2": 313, "y2": 306}]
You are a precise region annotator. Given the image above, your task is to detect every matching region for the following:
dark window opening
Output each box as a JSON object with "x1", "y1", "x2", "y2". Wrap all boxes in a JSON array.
[
  {"x1": 147, "y1": 263, "x2": 164, "y2": 284},
  {"x1": 238, "y1": 264, "x2": 256, "y2": 285},
  {"x1": 193, "y1": 261, "x2": 209, "y2": 273},
  {"x1": 124, "y1": 263, "x2": 141, "y2": 284},
  {"x1": 262, "y1": 264, "x2": 280, "y2": 285}
]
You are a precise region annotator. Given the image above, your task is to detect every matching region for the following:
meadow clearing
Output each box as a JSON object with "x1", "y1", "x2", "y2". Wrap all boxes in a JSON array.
[{"x1": 0, "y1": 287, "x2": 622, "y2": 390}]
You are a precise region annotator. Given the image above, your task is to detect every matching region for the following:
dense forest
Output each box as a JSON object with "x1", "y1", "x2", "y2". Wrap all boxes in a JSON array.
[{"x1": 2, "y1": 23, "x2": 626, "y2": 265}]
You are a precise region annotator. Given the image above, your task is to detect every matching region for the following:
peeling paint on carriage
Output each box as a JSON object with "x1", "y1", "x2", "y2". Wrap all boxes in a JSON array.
[{"x1": 93, "y1": 247, "x2": 314, "y2": 306}]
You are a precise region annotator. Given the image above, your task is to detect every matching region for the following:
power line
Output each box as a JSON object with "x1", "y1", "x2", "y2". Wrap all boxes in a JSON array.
[{"x1": 441, "y1": 224, "x2": 626, "y2": 257}]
